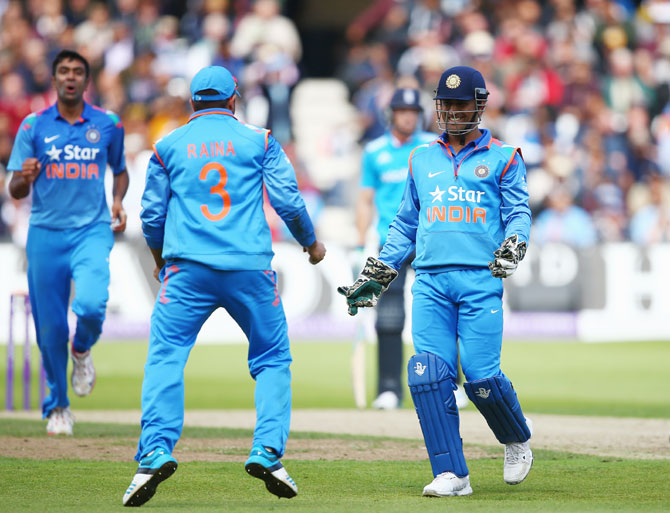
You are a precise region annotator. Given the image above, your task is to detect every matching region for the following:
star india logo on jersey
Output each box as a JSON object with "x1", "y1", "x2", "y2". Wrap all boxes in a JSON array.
[{"x1": 446, "y1": 74, "x2": 461, "y2": 89}]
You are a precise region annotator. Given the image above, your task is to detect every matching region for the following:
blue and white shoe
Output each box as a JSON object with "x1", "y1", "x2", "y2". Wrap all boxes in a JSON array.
[
  {"x1": 123, "y1": 448, "x2": 177, "y2": 507},
  {"x1": 245, "y1": 446, "x2": 298, "y2": 498}
]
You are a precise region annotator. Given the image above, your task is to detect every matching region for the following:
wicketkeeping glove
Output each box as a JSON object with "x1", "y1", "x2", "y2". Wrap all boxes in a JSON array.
[
  {"x1": 337, "y1": 256, "x2": 398, "y2": 316},
  {"x1": 488, "y1": 234, "x2": 527, "y2": 278}
]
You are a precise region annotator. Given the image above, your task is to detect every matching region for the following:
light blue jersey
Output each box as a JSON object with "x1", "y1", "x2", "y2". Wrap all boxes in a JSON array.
[
  {"x1": 7, "y1": 103, "x2": 126, "y2": 229},
  {"x1": 361, "y1": 131, "x2": 436, "y2": 244},
  {"x1": 141, "y1": 108, "x2": 315, "y2": 270},
  {"x1": 380, "y1": 129, "x2": 531, "y2": 271}
]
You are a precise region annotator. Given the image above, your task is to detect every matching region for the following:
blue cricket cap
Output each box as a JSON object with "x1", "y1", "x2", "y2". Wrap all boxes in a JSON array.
[
  {"x1": 433, "y1": 65, "x2": 487, "y2": 101},
  {"x1": 190, "y1": 66, "x2": 241, "y2": 101},
  {"x1": 389, "y1": 88, "x2": 422, "y2": 111}
]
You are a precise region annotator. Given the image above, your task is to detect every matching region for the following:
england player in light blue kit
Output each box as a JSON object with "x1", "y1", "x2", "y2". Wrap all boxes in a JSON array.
[
  {"x1": 8, "y1": 50, "x2": 128, "y2": 436},
  {"x1": 339, "y1": 66, "x2": 533, "y2": 497},
  {"x1": 123, "y1": 66, "x2": 326, "y2": 507},
  {"x1": 356, "y1": 88, "x2": 434, "y2": 410}
]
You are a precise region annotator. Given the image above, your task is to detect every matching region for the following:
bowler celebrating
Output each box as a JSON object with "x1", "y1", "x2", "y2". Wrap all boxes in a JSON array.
[
  {"x1": 339, "y1": 66, "x2": 533, "y2": 497},
  {"x1": 123, "y1": 65, "x2": 325, "y2": 507},
  {"x1": 8, "y1": 50, "x2": 128, "y2": 436}
]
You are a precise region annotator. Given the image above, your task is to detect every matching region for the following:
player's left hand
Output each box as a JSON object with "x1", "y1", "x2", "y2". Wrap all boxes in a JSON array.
[
  {"x1": 111, "y1": 201, "x2": 127, "y2": 232},
  {"x1": 488, "y1": 234, "x2": 527, "y2": 278}
]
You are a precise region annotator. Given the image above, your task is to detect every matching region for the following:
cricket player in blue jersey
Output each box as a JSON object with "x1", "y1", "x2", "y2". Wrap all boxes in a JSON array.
[
  {"x1": 7, "y1": 50, "x2": 128, "y2": 436},
  {"x1": 123, "y1": 65, "x2": 326, "y2": 507},
  {"x1": 356, "y1": 88, "x2": 434, "y2": 410},
  {"x1": 339, "y1": 66, "x2": 533, "y2": 497}
]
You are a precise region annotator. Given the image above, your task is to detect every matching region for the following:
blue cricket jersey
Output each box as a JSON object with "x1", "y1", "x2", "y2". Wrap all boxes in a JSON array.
[
  {"x1": 7, "y1": 102, "x2": 126, "y2": 229},
  {"x1": 361, "y1": 130, "x2": 436, "y2": 244},
  {"x1": 141, "y1": 108, "x2": 316, "y2": 270},
  {"x1": 379, "y1": 129, "x2": 531, "y2": 271}
]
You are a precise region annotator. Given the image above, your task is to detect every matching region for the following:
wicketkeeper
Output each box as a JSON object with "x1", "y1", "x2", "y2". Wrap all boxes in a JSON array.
[{"x1": 339, "y1": 65, "x2": 534, "y2": 497}]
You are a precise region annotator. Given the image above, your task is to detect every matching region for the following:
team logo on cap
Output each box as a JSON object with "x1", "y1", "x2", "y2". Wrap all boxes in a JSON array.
[
  {"x1": 474, "y1": 164, "x2": 489, "y2": 178},
  {"x1": 85, "y1": 128, "x2": 100, "y2": 143},
  {"x1": 446, "y1": 74, "x2": 461, "y2": 89}
]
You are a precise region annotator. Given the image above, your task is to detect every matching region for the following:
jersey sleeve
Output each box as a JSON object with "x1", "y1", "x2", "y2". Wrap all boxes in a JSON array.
[
  {"x1": 140, "y1": 151, "x2": 171, "y2": 249},
  {"x1": 360, "y1": 147, "x2": 377, "y2": 189},
  {"x1": 7, "y1": 115, "x2": 36, "y2": 171},
  {"x1": 378, "y1": 173, "x2": 419, "y2": 269},
  {"x1": 500, "y1": 150, "x2": 532, "y2": 244},
  {"x1": 106, "y1": 113, "x2": 126, "y2": 175},
  {"x1": 262, "y1": 135, "x2": 316, "y2": 247}
]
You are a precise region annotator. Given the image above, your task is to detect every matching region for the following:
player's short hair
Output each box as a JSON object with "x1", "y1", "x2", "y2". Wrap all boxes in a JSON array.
[
  {"x1": 52, "y1": 50, "x2": 90, "y2": 78},
  {"x1": 192, "y1": 88, "x2": 233, "y2": 111}
]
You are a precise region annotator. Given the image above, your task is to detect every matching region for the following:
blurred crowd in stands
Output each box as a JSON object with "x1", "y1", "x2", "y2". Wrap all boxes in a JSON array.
[{"x1": 1, "y1": 0, "x2": 669, "y2": 249}]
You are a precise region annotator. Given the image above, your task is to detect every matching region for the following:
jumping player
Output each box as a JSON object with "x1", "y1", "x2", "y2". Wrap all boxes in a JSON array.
[
  {"x1": 122, "y1": 65, "x2": 326, "y2": 507},
  {"x1": 339, "y1": 65, "x2": 533, "y2": 496},
  {"x1": 7, "y1": 50, "x2": 128, "y2": 436}
]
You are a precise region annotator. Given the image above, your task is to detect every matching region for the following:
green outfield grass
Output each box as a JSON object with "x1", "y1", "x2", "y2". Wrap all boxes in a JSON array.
[
  {"x1": 2, "y1": 340, "x2": 670, "y2": 417},
  {"x1": 0, "y1": 419, "x2": 668, "y2": 513}
]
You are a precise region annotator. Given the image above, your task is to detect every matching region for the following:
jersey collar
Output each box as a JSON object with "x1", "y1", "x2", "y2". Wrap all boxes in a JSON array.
[
  {"x1": 390, "y1": 130, "x2": 426, "y2": 148},
  {"x1": 438, "y1": 128, "x2": 491, "y2": 154},
  {"x1": 50, "y1": 101, "x2": 92, "y2": 124},
  {"x1": 188, "y1": 107, "x2": 237, "y2": 123}
]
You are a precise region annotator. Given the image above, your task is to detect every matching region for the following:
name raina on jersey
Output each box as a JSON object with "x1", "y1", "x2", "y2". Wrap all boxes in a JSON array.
[
  {"x1": 187, "y1": 141, "x2": 236, "y2": 158},
  {"x1": 427, "y1": 185, "x2": 487, "y2": 225}
]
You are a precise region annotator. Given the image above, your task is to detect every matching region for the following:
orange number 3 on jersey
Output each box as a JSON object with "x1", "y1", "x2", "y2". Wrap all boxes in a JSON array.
[{"x1": 199, "y1": 162, "x2": 231, "y2": 221}]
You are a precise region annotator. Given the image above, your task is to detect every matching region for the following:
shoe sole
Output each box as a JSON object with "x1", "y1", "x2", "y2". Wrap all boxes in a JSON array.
[
  {"x1": 124, "y1": 461, "x2": 177, "y2": 507},
  {"x1": 72, "y1": 377, "x2": 96, "y2": 397},
  {"x1": 423, "y1": 485, "x2": 473, "y2": 497},
  {"x1": 245, "y1": 462, "x2": 297, "y2": 499}
]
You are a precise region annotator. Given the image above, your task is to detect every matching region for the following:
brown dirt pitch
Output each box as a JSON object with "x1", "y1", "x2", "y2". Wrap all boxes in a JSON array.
[{"x1": 1, "y1": 409, "x2": 669, "y2": 462}]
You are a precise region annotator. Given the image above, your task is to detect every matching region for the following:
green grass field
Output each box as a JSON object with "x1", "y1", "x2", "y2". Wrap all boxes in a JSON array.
[
  {"x1": 1, "y1": 340, "x2": 669, "y2": 512},
  {"x1": 1, "y1": 419, "x2": 669, "y2": 513},
  {"x1": 3, "y1": 340, "x2": 670, "y2": 417}
]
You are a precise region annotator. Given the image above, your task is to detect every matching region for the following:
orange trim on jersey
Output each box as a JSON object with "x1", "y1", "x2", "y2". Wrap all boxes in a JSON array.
[
  {"x1": 152, "y1": 143, "x2": 167, "y2": 169},
  {"x1": 408, "y1": 145, "x2": 423, "y2": 177},
  {"x1": 265, "y1": 130, "x2": 270, "y2": 151},
  {"x1": 499, "y1": 148, "x2": 519, "y2": 182},
  {"x1": 188, "y1": 110, "x2": 238, "y2": 122}
]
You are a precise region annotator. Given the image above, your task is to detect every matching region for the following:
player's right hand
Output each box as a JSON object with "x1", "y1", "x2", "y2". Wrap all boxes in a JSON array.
[
  {"x1": 21, "y1": 158, "x2": 41, "y2": 184},
  {"x1": 304, "y1": 240, "x2": 326, "y2": 264},
  {"x1": 337, "y1": 256, "x2": 398, "y2": 315}
]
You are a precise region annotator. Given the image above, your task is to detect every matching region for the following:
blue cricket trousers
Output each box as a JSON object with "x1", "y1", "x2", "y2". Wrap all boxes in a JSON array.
[
  {"x1": 411, "y1": 268, "x2": 505, "y2": 381},
  {"x1": 26, "y1": 222, "x2": 113, "y2": 417},
  {"x1": 136, "y1": 260, "x2": 293, "y2": 461}
]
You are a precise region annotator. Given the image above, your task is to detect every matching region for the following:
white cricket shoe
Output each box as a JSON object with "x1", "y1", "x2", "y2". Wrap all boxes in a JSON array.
[
  {"x1": 46, "y1": 407, "x2": 74, "y2": 436},
  {"x1": 423, "y1": 472, "x2": 473, "y2": 497},
  {"x1": 454, "y1": 385, "x2": 469, "y2": 409},
  {"x1": 504, "y1": 417, "x2": 533, "y2": 485},
  {"x1": 71, "y1": 347, "x2": 96, "y2": 397},
  {"x1": 371, "y1": 391, "x2": 399, "y2": 410}
]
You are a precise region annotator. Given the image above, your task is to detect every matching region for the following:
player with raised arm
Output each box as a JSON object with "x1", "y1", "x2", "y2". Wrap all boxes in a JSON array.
[
  {"x1": 7, "y1": 50, "x2": 128, "y2": 436},
  {"x1": 122, "y1": 65, "x2": 325, "y2": 507},
  {"x1": 339, "y1": 66, "x2": 533, "y2": 497}
]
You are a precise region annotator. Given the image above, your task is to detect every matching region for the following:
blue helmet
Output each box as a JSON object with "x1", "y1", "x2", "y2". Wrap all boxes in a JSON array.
[
  {"x1": 433, "y1": 66, "x2": 489, "y2": 135},
  {"x1": 389, "y1": 88, "x2": 423, "y2": 111}
]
